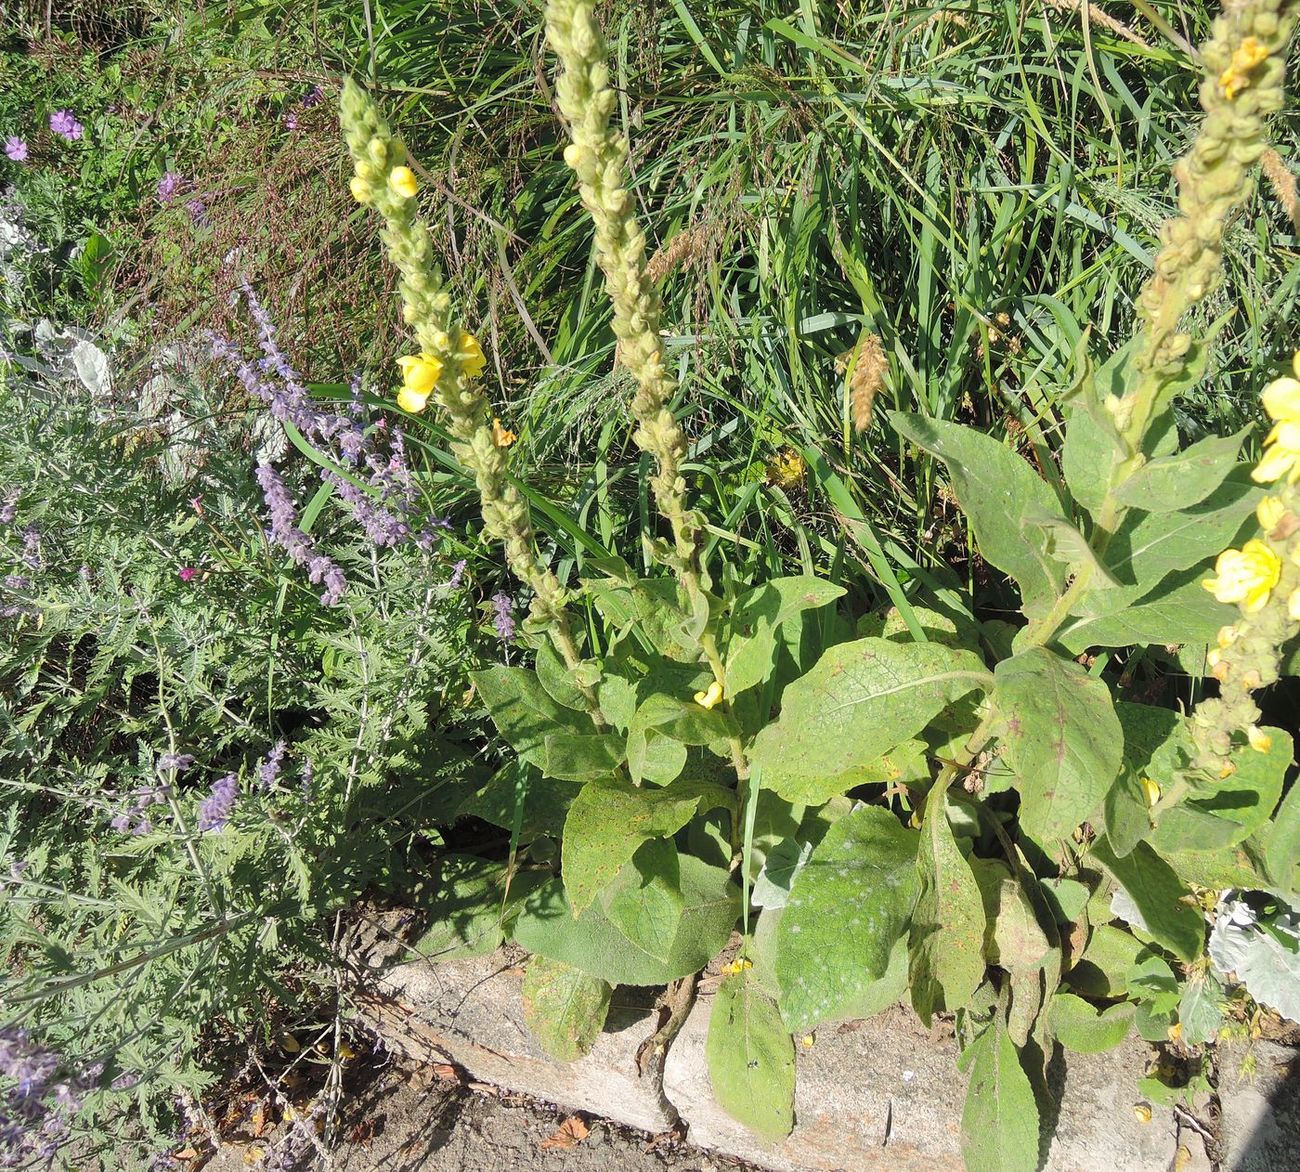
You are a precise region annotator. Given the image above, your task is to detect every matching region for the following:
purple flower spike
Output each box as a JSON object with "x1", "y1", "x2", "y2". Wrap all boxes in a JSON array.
[
  {"x1": 198, "y1": 774, "x2": 238, "y2": 832},
  {"x1": 492, "y1": 593, "x2": 516, "y2": 641},
  {"x1": 48, "y1": 111, "x2": 83, "y2": 141},
  {"x1": 4, "y1": 137, "x2": 27, "y2": 162}
]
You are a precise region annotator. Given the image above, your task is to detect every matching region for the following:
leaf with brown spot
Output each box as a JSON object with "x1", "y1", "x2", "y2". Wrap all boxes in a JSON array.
[{"x1": 993, "y1": 648, "x2": 1122, "y2": 847}]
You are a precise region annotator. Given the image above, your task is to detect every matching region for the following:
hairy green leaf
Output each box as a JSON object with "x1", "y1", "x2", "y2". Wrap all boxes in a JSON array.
[
  {"x1": 706, "y1": 970, "x2": 796, "y2": 1142},
  {"x1": 960, "y1": 1020, "x2": 1040, "y2": 1172},
  {"x1": 750, "y1": 637, "x2": 988, "y2": 804},
  {"x1": 776, "y1": 806, "x2": 919, "y2": 1032},
  {"x1": 910, "y1": 781, "x2": 987, "y2": 1025},
  {"x1": 1049, "y1": 993, "x2": 1133, "y2": 1053},
  {"x1": 892, "y1": 412, "x2": 1067, "y2": 616},
  {"x1": 602, "y1": 838, "x2": 683, "y2": 960},
  {"x1": 1090, "y1": 839, "x2": 1204, "y2": 962},
  {"x1": 521, "y1": 955, "x2": 612, "y2": 1061},
  {"x1": 561, "y1": 775, "x2": 732, "y2": 914},
  {"x1": 994, "y1": 648, "x2": 1122, "y2": 845},
  {"x1": 1113, "y1": 429, "x2": 1251, "y2": 513},
  {"x1": 724, "y1": 576, "x2": 845, "y2": 697},
  {"x1": 513, "y1": 855, "x2": 739, "y2": 985}
]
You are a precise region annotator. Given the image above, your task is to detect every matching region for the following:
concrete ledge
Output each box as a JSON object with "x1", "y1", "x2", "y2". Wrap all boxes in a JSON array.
[
  {"x1": 357, "y1": 951, "x2": 677, "y2": 1136},
  {"x1": 359, "y1": 949, "x2": 1214, "y2": 1172},
  {"x1": 662, "y1": 992, "x2": 1180, "y2": 1172},
  {"x1": 1217, "y1": 1039, "x2": 1300, "y2": 1172}
]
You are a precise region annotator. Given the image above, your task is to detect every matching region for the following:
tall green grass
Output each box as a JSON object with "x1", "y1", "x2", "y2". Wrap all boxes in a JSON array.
[{"x1": 236, "y1": 0, "x2": 1300, "y2": 609}]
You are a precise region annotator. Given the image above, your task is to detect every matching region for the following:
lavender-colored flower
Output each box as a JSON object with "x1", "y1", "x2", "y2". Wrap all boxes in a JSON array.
[
  {"x1": 3, "y1": 137, "x2": 27, "y2": 162},
  {"x1": 302, "y1": 84, "x2": 325, "y2": 108},
  {"x1": 299, "y1": 757, "x2": 313, "y2": 795},
  {"x1": 492, "y1": 593, "x2": 516, "y2": 641},
  {"x1": 255, "y1": 464, "x2": 347, "y2": 604},
  {"x1": 184, "y1": 197, "x2": 208, "y2": 226},
  {"x1": 448, "y1": 559, "x2": 467, "y2": 589},
  {"x1": 155, "y1": 171, "x2": 182, "y2": 202},
  {"x1": 21, "y1": 526, "x2": 40, "y2": 570},
  {"x1": 158, "y1": 753, "x2": 194, "y2": 773},
  {"x1": 0, "y1": 489, "x2": 17, "y2": 525},
  {"x1": 48, "y1": 111, "x2": 83, "y2": 141},
  {"x1": 259, "y1": 741, "x2": 286, "y2": 789},
  {"x1": 197, "y1": 773, "x2": 238, "y2": 832},
  {"x1": 0, "y1": 1030, "x2": 84, "y2": 1167},
  {"x1": 283, "y1": 112, "x2": 299, "y2": 130}
]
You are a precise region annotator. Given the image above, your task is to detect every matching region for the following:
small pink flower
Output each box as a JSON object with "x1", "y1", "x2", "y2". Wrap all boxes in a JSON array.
[
  {"x1": 178, "y1": 567, "x2": 197, "y2": 582},
  {"x1": 4, "y1": 136, "x2": 28, "y2": 162},
  {"x1": 188, "y1": 494, "x2": 204, "y2": 514},
  {"x1": 49, "y1": 110, "x2": 83, "y2": 141}
]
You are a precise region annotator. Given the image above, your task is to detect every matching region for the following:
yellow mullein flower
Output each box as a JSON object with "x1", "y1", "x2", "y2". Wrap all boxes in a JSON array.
[
  {"x1": 1247, "y1": 726, "x2": 1273, "y2": 753},
  {"x1": 349, "y1": 176, "x2": 374, "y2": 203},
  {"x1": 1257, "y1": 496, "x2": 1287, "y2": 532},
  {"x1": 396, "y1": 354, "x2": 443, "y2": 413},
  {"x1": 1220, "y1": 37, "x2": 1270, "y2": 102},
  {"x1": 456, "y1": 332, "x2": 486, "y2": 379},
  {"x1": 693, "y1": 680, "x2": 724, "y2": 709},
  {"x1": 1216, "y1": 624, "x2": 1238, "y2": 650},
  {"x1": 490, "y1": 418, "x2": 516, "y2": 447},
  {"x1": 1289, "y1": 587, "x2": 1300, "y2": 621},
  {"x1": 1203, "y1": 540, "x2": 1282, "y2": 612},
  {"x1": 1252, "y1": 420, "x2": 1300, "y2": 483},
  {"x1": 720, "y1": 958, "x2": 753, "y2": 975},
  {"x1": 388, "y1": 166, "x2": 418, "y2": 199},
  {"x1": 1261, "y1": 352, "x2": 1300, "y2": 423},
  {"x1": 1140, "y1": 777, "x2": 1161, "y2": 808}
]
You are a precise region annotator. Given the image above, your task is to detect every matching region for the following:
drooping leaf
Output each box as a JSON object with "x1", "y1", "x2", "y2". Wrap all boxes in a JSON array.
[
  {"x1": 959, "y1": 1019, "x2": 1040, "y2": 1172},
  {"x1": 910, "y1": 781, "x2": 987, "y2": 1025},
  {"x1": 1049, "y1": 993, "x2": 1134, "y2": 1053},
  {"x1": 1103, "y1": 703, "x2": 1182, "y2": 856},
  {"x1": 724, "y1": 576, "x2": 846, "y2": 697},
  {"x1": 512, "y1": 855, "x2": 739, "y2": 986},
  {"x1": 412, "y1": 855, "x2": 548, "y2": 961},
  {"x1": 456, "y1": 767, "x2": 582, "y2": 838},
  {"x1": 1061, "y1": 402, "x2": 1117, "y2": 515},
  {"x1": 1112, "y1": 429, "x2": 1252, "y2": 513},
  {"x1": 993, "y1": 648, "x2": 1123, "y2": 845},
  {"x1": 1069, "y1": 923, "x2": 1146, "y2": 998},
  {"x1": 775, "y1": 806, "x2": 920, "y2": 1032},
  {"x1": 1259, "y1": 782, "x2": 1300, "y2": 895},
  {"x1": 542, "y1": 734, "x2": 625, "y2": 782},
  {"x1": 891, "y1": 412, "x2": 1067, "y2": 616},
  {"x1": 706, "y1": 970, "x2": 796, "y2": 1142},
  {"x1": 1059, "y1": 575, "x2": 1236, "y2": 653},
  {"x1": 472, "y1": 666, "x2": 595, "y2": 767},
  {"x1": 1091, "y1": 839, "x2": 1203, "y2": 962},
  {"x1": 535, "y1": 639, "x2": 591, "y2": 711},
  {"x1": 750, "y1": 637, "x2": 989, "y2": 804},
  {"x1": 602, "y1": 837, "x2": 683, "y2": 960},
  {"x1": 521, "y1": 955, "x2": 612, "y2": 1061},
  {"x1": 561, "y1": 775, "x2": 732, "y2": 915},
  {"x1": 1105, "y1": 474, "x2": 1260, "y2": 589},
  {"x1": 1177, "y1": 969, "x2": 1224, "y2": 1045}
]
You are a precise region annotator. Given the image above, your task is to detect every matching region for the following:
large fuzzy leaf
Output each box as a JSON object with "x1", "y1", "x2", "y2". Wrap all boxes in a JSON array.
[
  {"x1": 706, "y1": 970, "x2": 796, "y2": 1141},
  {"x1": 521, "y1": 956, "x2": 612, "y2": 1061}
]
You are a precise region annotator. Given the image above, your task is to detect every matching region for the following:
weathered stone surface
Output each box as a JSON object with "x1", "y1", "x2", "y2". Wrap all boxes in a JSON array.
[
  {"x1": 1218, "y1": 1039, "x2": 1300, "y2": 1172},
  {"x1": 357, "y1": 949, "x2": 677, "y2": 1136},
  {"x1": 663, "y1": 995, "x2": 1180, "y2": 1172}
]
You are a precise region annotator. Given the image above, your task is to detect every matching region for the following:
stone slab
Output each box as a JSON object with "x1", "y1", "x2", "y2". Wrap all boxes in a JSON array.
[
  {"x1": 1218, "y1": 1039, "x2": 1300, "y2": 1172},
  {"x1": 662, "y1": 994, "x2": 1182, "y2": 1172},
  {"x1": 357, "y1": 950, "x2": 677, "y2": 1136}
]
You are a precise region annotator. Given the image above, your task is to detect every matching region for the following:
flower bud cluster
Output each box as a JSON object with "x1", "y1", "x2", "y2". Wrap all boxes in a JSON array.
[
  {"x1": 339, "y1": 80, "x2": 569, "y2": 626},
  {"x1": 1114, "y1": 0, "x2": 1297, "y2": 446},
  {"x1": 543, "y1": 0, "x2": 701, "y2": 574}
]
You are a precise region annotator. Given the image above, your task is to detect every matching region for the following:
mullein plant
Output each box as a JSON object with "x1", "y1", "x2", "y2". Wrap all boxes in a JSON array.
[
  {"x1": 338, "y1": 80, "x2": 597, "y2": 695},
  {"x1": 1198, "y1": 358, "x2": 1300, "y2": 770},
  {"x1": 543, "y1": 0, "x2": 728, "y2": 692}
]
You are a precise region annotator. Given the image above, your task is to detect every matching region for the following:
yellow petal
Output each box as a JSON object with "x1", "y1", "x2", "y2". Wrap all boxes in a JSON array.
[
  {"x1": 1248, "y1": 726, "x2": 1273, "y2": 753},
  {"x1": 388, "y1": 166, "x2": 418, "y2": 199},
  {"x1": 693, "y1": 680, "x2": 724, "y2": 709},
  {"x1": 397, "y1": 385, "x2": 431, "y2": 413},
  {"x1": 491, "y1": 418, "x2": 516, "y2": 447},
  {"x1": 1140, "y1": 777, "x2": 1161, "y2": 807},
  {"x1": 398, "y1": 354, "x2": 442, "y2": 395},
  {"x1": 1257, "y1": 496, "x2": 1287, "y2": 532},
  {"x1": 1262, "y1": 376, "x2": 1300, "y2": 423},
  {"x1": 457, "y1": 332, "x2": 486, "y2": 379},
  {"x1": 1289, "y1": 588, "x2": 1300, "y2": 621},
  {"x1": 1253, "y1": 445, "x2": 1298, "y2": 483},
  {"x1": 349, "y1": 175, "x2": 373, "y2": 203}
]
